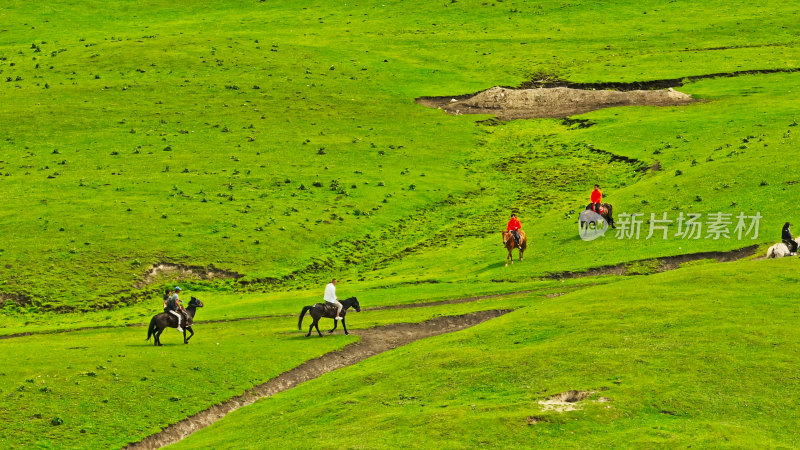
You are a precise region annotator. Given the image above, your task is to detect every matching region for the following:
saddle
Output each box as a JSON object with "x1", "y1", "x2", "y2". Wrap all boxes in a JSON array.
[{"x1": 321, "y1": 303, "x2": 338, "y2": 315}]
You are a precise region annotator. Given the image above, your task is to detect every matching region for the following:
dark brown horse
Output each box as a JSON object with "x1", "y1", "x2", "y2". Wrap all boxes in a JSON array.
[
  {"x1": 146, "y1": 297, "x2": 204, "y2": 346},
  {"x1": 586, "y1": 203, "x2": 615, "y2": 228},
  {"x1": 503, "y1": 230, "x2": 527, "y2": 266},
  {"x1": 298, "y1": 297, "x2": 361, "y2": 337}
]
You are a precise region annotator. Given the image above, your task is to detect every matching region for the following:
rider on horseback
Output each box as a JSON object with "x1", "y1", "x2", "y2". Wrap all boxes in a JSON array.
[
  {"x1": 324, "y1": 278, "x2": 343, "y2": 321},
  {"x1": 782, "y1": 222, "x2": 798, "y2": 255},
  {"x1": 586, "y1": 184, "x2": 615, "y2": 228},
  {"x1": 590, "y1": 184, "x2": 602, "y2": 213},
  {"x1": 162, "y1": 288, "x2": 173, "y2": 312},
  {"x1": 507, "y1": 213, "x2": 522, "y2": 248},
  {"x1": 166, "y1": 287, "x2": 189, "y2": 332}
]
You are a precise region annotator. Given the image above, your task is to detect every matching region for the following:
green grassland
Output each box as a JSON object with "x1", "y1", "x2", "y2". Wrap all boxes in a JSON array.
[
  {"x1": 0, "y1": 292, "x2": 539, "y2": 448},
  {"x1": 175, "y1": 259, "x2": 800, "y2": 449},
  {"x1": 0, "y1": 0, "x2": 798, "y2": 311},
  {"x1": 1, "y1": 0, "x2": 800, "y2": 447}
]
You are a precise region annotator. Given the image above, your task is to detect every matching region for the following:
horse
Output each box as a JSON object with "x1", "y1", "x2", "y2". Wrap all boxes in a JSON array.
[
  {"x1": 502, "y1": 230, "x2": 527, "y2": 267},
  {"x1": 766, "y1": 238, "x2": 800, "y2": 258},
  {"x1": 579, "y1": 209, "x2": 609, "y2": 240},
  {"x1": 298, "y1": 297, "x2": 361, "y2": 337},
  {"x1": 146, "y1": 297, "x2": 204, "y2": 346},
  {"x1": 586, "y1": 203, "x2": 615, "y2": 228}
]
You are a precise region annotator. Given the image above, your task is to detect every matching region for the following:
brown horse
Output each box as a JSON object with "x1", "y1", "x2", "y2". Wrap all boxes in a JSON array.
[
  {"x1": 503, "y1": 230, "x2": 527, "y2": 266},
  {"x1": 298, "y1": 297, "x2": 361, "y2": 337},
  {"x1": 146, "y1": 297, "x2": 204, "y2": 346}
]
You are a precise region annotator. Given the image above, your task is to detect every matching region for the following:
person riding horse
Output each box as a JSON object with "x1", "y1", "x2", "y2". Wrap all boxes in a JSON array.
[
  {"x1": 590, "y1": 184, "x2": 602, "y2": 213},
  {"x1": 782, "y1": 222, "x2": 798, "y2": 255},
  {"x1": 586, "y1": 184, "x2": 615, "y2": 228},
  {"x1": 324, "y1": 278, "x2": 343, "y2": 321},
  {"x1": 165, "y1": 286, "x2": 189, "y2": 332},
  {"x1": 507, "y1": 213, "x2": 522, "y2": 249}
]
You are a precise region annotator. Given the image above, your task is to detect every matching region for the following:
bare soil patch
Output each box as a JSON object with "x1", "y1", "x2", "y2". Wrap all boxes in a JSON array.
[
  {"x1": 418, "y1": 68, "x2": 800, "y2": 120},
  {"x1": 126, "y1": 309, "x2": 512, "y2": 449},
  {"x1": 417, "y1": 86, "x2": 696, "y2": 120},
  {"x1": 538, "y1": 390, "x2": 594, "y2": 412},
  {"x1": 135, "y1": 263, "x2": 243, "y2": 289},
  {"x1": 0, "y1": 292, "x2": 32, "y2": 307}
]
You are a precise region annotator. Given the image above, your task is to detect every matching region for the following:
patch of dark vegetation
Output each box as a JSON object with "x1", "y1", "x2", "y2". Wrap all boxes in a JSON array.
[
  {"x1": 545, "y1": 245, "x2": 759, "y2": 279},
  {"x1": 681, "y1": 43, "x2": 790, "y2": 52},
  {"x1": 526, "y1": 415, "x2": 549, "y2": 425},
  {"x1": 517, "y1": 67, "x2": 800, "y2": 91},
  {"x1": 561, "y1": 118, "x2": 595, "y2": 129},
  {"x1": 0, "y1": 292, "x2": 32, "y2": 307},
  {"x1": 475, "y1": 117, "x2": 505, "y2": 126},
  {"x1": 585, "y1": 144, "x2": 648, "y2": 172}
]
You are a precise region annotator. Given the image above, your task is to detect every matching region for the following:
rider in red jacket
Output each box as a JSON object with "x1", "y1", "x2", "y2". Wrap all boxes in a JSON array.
[
  {"x1": 507, "y1": 214, "x2": 522, "y2": 248},
  {"x1": 590, "y1": 185, "x2": 602, "y2": 212}
]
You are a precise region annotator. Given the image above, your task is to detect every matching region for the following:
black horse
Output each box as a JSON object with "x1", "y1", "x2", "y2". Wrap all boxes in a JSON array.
[
  {"x1": 298, "y1": 297, "x2": 361, "y2": 337},
  {"x1": 585, "y1": 203, "x2": 615, "y2": 228},
  {"x1": 146, "y1": 297, "x2": 204, "y2": 346}
]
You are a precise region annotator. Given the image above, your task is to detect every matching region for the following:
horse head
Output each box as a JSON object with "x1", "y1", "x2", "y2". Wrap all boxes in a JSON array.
[
  {"x1": 341, "y1": 297, "x2": 361, "y2": 312},
  {"x1": 188, "y1": 297, "x2": 204, "y2": 308}
]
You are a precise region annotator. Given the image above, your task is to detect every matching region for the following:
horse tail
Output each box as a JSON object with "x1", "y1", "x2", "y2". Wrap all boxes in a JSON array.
[
  {"x1": 298, "y1": 306, "x2": 312, "y2": 330},
  {"x1": 767, "y1": 246, "x2": 776, "y2": 258},
  {"x1": 146, "y1": 316, "x2": 157, "y2": 341}
]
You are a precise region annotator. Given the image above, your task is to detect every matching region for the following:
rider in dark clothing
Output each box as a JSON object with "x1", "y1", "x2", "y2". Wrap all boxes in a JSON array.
[
  {"x1": 164, "y1": 287, "x2": 187, "y2": 332},
  {"x1": 162, "y1": 288, "x2": 173, "y2": 313},
  {"x1": 782, "y1": 222, "x2": 798, "y2": 254}
]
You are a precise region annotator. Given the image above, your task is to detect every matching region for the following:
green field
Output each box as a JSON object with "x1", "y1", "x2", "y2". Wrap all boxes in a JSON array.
[{"x1": 1, "y1": 0, "x2": 799, "y2": 447}]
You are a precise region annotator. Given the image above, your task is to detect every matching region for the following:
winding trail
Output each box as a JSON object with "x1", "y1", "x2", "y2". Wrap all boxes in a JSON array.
[
  {"x1": 126, "y1": 309, "x2": 512, "y2": 449},
  {"x1": 0, "y1": 245, "x2": 761, "y2": 340}
]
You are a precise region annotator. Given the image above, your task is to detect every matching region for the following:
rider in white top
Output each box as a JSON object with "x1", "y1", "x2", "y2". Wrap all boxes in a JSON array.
[{"x1": 324, "y1": 279, "x2": 343, "y2": 320}]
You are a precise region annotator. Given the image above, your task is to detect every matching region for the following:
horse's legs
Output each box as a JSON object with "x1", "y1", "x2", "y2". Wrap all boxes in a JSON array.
[
  {"x1": 342, "y1": 318, "x2": 349, "y2": 336},
  {"x1": 314, "y1": 319, "x2": 323, "y2": 337},
  {"x1": 154, "y1": 328, "x2": 163, "y2": 346},
  {"x1": 329, "y1": 319, "x2": 338, "y2": 334},
  {"x1": 519, "y1": 248, "x2": 524, "y2": 262},
  {"x1": 306, "y1": 321, "x2": 314, "y2": 337},
  {"x1": 185, "y1": 327, "x2": 194, "y2": 344}
]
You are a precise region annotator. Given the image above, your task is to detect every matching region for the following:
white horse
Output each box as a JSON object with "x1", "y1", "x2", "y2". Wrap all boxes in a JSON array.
[{"x1": 766, "y1": 238, "x2": 800, "y2": 258}]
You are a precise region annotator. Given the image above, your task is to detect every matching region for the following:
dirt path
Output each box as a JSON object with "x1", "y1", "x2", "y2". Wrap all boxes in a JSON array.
[
  {"x1": 0, "y1": 245, "x2": 760, "y2": 340},
  {"x1": 125, "y1": 309, "x2": 512, "y2": 449},
  {"x1": 545, "y1": 244, "x2": 759, "y2": 278}
]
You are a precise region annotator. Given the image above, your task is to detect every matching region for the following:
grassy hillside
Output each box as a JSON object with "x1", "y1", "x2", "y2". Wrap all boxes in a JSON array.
[
  {"x1": 1, "y1": 0, "x2": 798, "y2": 311},
  {"x1": 1, "y1": 0, "x2": 799, "y2": 447}
]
